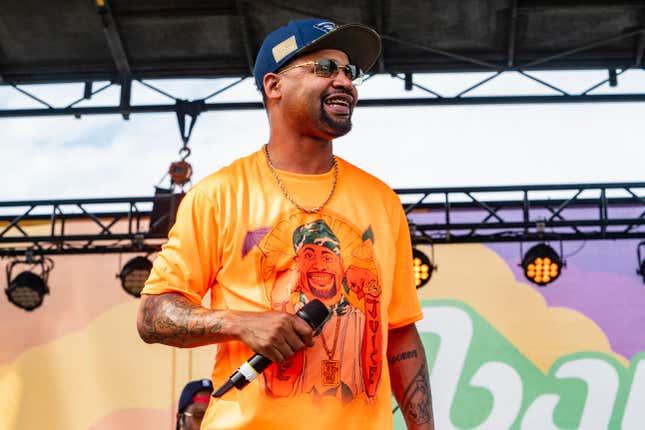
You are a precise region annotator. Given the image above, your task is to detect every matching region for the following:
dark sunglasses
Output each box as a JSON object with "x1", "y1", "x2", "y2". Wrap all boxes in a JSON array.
[{"x1": 279, "y1": 59, "x2": 365, "y2": 85}]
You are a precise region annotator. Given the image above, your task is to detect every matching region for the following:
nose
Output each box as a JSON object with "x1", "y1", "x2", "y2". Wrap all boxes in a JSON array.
[{"x1": 331, "y1": 67, "x2": 355, "y2": 91}]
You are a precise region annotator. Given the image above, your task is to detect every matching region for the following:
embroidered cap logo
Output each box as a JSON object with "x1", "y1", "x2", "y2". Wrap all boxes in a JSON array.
[{"x1": 313, "y1": 21, "x2": 337, "y2": 33}]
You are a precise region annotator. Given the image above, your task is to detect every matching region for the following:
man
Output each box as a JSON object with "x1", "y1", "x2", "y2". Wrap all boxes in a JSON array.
[
  {"x1": 176, "y1": 379, "x2": 213, "y2": 430},
  {"x1": 137, "y1": 17, "x2": 434, "y2": 430}
]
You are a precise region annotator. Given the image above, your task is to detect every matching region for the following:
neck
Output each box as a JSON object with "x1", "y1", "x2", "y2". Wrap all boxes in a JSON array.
[{"x1": 266, "y1": 133, "x2": 335, "y2": 175}]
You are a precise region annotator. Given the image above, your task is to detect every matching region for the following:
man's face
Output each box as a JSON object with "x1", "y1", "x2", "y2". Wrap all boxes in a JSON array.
[
  {"x1": 296, "y1": 244, "x2": 344, "y2": 302},
  {"x1": 180, "y1": 390, "x2": 210, "y2": 430},
  {"x1": 276, "y1": 49, "x2": 359, "y2": 139}
]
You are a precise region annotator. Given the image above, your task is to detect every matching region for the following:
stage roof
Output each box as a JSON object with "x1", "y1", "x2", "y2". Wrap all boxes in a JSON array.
[{"x1": 1, "y1": 0, "x2": 645, "y2": 85}]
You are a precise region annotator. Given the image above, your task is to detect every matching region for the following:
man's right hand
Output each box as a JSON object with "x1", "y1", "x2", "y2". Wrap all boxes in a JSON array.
[
  {"x1": 233, "y1": 310, "x2": 314, "y2": 363},
  {"x1": 137, "y1": 293, "x2": 314, "y2": 362}
]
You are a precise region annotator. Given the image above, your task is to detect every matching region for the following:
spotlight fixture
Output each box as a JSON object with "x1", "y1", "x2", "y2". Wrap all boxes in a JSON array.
[
  {"x1": 118, "y1": 256, "x2": 153, "y2": 297},
  {"x1": 521, "y1": 243, "x2": 563, "y2": 286},
  {"x1": 412, "y1": 248, "x2": 434, "y2": 289},
  {"x1": 637, "y1": 241, "x2": 645, "y2": 284},
  {"x1": 5, "y1": 256, "x2": 53, "y2": 311}
]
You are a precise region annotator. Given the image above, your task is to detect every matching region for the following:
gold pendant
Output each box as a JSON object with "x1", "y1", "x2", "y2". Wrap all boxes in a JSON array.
[{"x1": 321, "y1": 359, "x2": 340, "y2": 386}]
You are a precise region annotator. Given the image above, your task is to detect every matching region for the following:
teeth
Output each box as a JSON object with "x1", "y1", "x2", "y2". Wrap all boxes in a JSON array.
[{"x1": 326, "y1": 98, "x2": 349, "y2": 107}]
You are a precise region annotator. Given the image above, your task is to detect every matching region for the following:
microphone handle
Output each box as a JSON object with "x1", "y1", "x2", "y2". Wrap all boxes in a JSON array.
[
  {"x1": 213, "y1": 299, "x2": 329, "y2": 397},
  {"x1": 231, "y1": 354, "x2": 273, "y2": 389},
  {"x1": 229, "y1": 308, "x2": 322, "y2": 390}
]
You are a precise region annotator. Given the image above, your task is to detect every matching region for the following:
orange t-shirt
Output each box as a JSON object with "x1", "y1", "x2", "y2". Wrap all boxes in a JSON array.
[{"x1": 143, "y1": 149, "x2": 422, "y2": 429}]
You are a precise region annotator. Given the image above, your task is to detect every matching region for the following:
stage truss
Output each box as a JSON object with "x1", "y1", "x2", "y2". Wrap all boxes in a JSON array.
[
  {"x1": 0, "y1": 182, "x2": 643, "y2": 257},
  {"x1": 3, "y1": 0, "x2": 645, "y2": 146}
]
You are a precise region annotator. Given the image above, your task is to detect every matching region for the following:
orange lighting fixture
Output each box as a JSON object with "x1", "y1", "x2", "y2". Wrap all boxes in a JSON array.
[
  {"x1": 521, "y1": 243, "x2": 563, "y2": 286},
  {"x1": 412, "y1": 248, "x2": 434, "y2": 289}
]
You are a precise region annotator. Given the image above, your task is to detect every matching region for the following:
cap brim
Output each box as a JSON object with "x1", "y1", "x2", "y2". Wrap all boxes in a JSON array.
[{"x1": 296, "y1": 24, "x2": 382, "y2": 73}]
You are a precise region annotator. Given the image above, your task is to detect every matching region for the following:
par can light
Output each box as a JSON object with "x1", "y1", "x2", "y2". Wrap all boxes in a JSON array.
[
  {"x1": 5, "y1": 255, "x2": 53, "y2": 311},
  {"x1": 119, "y1": 256, "x2": 153, "y2": 297},
  {"x1": 412, "y1": 248, "x2": 434, "y2": 289},
  {"x1": 521, "y1": 243, "x2": 563, "y2": 286},
  {"x1": 6, "y1": 271, "x2": 50, "y2": 311}
]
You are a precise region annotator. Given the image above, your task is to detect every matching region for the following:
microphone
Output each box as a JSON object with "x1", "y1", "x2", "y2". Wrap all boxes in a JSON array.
[{"x1": 212, "y1": 299, "x2": 330, "y2": 398}]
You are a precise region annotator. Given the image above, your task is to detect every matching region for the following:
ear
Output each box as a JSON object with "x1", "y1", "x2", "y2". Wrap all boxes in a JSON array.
[{"x1": 263, "y1": 73, "x2": 282, "y2": 101}]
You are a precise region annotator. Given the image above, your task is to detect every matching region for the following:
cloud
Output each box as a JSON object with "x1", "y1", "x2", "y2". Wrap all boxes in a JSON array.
[{"x1": 2, "y1": 77, "x2": 645, "y2": 202}]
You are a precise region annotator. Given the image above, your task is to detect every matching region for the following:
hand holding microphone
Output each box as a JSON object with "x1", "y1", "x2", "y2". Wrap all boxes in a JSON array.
[{"x1": 213, "y1": 299, "x2": 330, "y2": 397}]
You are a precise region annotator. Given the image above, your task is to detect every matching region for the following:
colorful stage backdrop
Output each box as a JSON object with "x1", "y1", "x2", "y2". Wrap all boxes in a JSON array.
[{"x1": 2, "y1": 236, "x2": 643, "y2": 429}]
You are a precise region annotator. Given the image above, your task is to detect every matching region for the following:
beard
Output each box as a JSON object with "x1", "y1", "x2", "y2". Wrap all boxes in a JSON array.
[
  {"x1": 318, "y1": 90, "x2": 353, "y2": 137},
  {"x1": 307, "y1": 282, "x2": 338, "y2": 299}
]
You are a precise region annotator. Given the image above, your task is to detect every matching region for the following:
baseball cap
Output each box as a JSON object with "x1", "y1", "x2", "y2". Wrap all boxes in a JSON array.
[
  {"x1": 177, "y1": 379, "x2": 213, "y2": 413},
  {"x1": 253, "y1": 18, "x2": 382, "y2": 91}
]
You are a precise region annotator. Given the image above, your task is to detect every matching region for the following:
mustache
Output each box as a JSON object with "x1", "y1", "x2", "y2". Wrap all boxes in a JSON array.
[{"x1": 321, "y1": 88, "x2": 354, "y2": 100}]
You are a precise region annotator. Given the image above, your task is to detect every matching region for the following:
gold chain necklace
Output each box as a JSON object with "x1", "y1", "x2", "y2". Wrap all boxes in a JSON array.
[
  {"x1": 320, "y1": 315, "x2": 342, "y2": 387},
  {"x1": 320, "y1": 315, "x2": 342, "y2": 359},
  {"x1": 263, "y1": 144, "x2": 338, "y2": 213}
]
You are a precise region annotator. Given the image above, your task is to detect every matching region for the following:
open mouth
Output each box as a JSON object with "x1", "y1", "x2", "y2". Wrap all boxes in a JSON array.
[
  {"x1": 323, "y1": 94, "x2": 353, "y2": 115},
  {"x1": 325, "y1": 97, "x2": 350, "y2": 108},
  {"x1": 307, "y1": 271, "x2": 335, "y2": 288}
]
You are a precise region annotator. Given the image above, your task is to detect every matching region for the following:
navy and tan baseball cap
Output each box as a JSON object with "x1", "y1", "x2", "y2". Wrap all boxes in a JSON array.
[
  {"x1": 253, "y1": 18, "x2": 382, "y2": 91},
  {"x1": 178, "y1": 379, "x2": 213, "y2": 413}
]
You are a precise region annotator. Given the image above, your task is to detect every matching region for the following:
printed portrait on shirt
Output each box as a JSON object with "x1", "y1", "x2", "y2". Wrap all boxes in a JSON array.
[{"x1": 257, "y1": 212, "x2": 383, "y2": 402}]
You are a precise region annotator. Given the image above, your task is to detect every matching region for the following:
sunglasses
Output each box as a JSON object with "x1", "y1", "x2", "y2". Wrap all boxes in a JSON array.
[
  {"x1": 183, "y1": 410, "x2": 205, "y2": 420},
  {"x1": 279, "y1": 59, "x2": 365, "y2": 85}
]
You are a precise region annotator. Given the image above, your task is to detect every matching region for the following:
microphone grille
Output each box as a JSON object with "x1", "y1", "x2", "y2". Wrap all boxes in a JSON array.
[{"x1": 298, "y1": 299, "x2": 329, "y2": 329}]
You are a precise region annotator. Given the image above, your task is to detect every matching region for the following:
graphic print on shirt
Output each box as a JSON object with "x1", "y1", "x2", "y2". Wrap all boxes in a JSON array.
[{"x1": 256, "y1": 211, "x2": 383, "y2": 403}]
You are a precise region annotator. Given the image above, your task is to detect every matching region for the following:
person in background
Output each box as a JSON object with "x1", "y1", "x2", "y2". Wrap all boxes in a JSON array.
[{"x1": 176, "y1": 379, "x2": 213, "y2": 430}]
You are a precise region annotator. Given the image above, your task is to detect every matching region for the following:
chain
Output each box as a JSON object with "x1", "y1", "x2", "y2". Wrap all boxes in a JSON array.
[
  {"x1": 179, "y1": 143, "x2": 191, "y2": 161},
  {"x1": 263, "y1": 144, "x2": 338, "y2": 214},
  {"x1": 320, "y1": 315, "x2": 342, "y2": 360}
]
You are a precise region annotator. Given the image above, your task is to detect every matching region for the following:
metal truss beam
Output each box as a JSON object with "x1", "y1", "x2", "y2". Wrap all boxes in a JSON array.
[
  {"x1": 507, "y1": 0, "x2": 518, "y2": 68},
  {"x1": 96, "y1": 0, "x2": 132, "y2": 119},
  {"x1": 636, "y1": 8, "x2": 645, "y2": 68},
  {"x1": 401, "y1": 182, "x2": 645, "y2": 244},
  {"x1": 4, "y1": 3, "x2": 645, "y2": 119},
  {"x1": 235, "y1": 0, "x2": 256, "y2": 74},
  {"x1": 520, "y1": 27, "x2": 645, "y2": 70},
  {"x1": 0, "y1": 45, "x2": 6, "y2": 83},
  {"x1": 5, "y1": 92, "x2": 645, "y2": 119},
  {"x1": 0, "y1": 183, "x2": 643, "y2": 256},
  {"x1": 0, "y1": 195, "x2": 174, "y2": 257},
  {"x1": 371, "y1": 0, "x2": 386, "y2": 73}
]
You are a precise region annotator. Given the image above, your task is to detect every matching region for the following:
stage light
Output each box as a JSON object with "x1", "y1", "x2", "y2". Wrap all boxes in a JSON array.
[
  {"x1": 5, "y1": 256, "x2": 53, "y2": 311},
  {"x1": 412, "y1": 248, "x2": 434, "y2": 289},
  {"x1": 149, "y1": 187, "x2": 184, "y2": 236},
  {"x1": 521, "y1": 243, "x2": 563, "y2": 286},
  {"x1": 119, "y1": 256, "x2": 153, "y2": 297}
]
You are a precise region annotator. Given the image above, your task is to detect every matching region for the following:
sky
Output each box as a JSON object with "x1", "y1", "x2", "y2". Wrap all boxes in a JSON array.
[{"x1": 1, "y1": 68, "x2": 644, "y2": 202}]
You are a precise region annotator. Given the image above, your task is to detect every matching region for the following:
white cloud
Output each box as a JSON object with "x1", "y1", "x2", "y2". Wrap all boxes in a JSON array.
[{"x1": 1, "y1": 72, "x2": 644, "y2": 202}]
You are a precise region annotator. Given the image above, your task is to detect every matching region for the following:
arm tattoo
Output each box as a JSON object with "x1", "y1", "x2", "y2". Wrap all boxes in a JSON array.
[
  {"x1": 388, "y1": 349, "x2": 418, "y2": 365},
  {"x1": 402, "y1": 361, "x2": 433, "y2": 425},
  {"x1": 140, "y1": 293, "x2": 222, "y2": 346}
]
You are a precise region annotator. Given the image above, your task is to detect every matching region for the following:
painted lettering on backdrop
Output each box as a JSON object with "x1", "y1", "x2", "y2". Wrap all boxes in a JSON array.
[{"x1": 412, "y1": 301, "x2": 645, "y2": 430}]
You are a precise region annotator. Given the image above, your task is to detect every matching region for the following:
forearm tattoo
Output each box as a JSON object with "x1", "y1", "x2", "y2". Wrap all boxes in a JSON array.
[
  {"x1": 402, "y1": 361, "x2": 433, "y2": 425},
  {"x1": 140, "y1": 293, "x2": 222, "y2": 346},
  {"x1": 388, "y1": 349, "x2": 418, "y2": 365}
]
